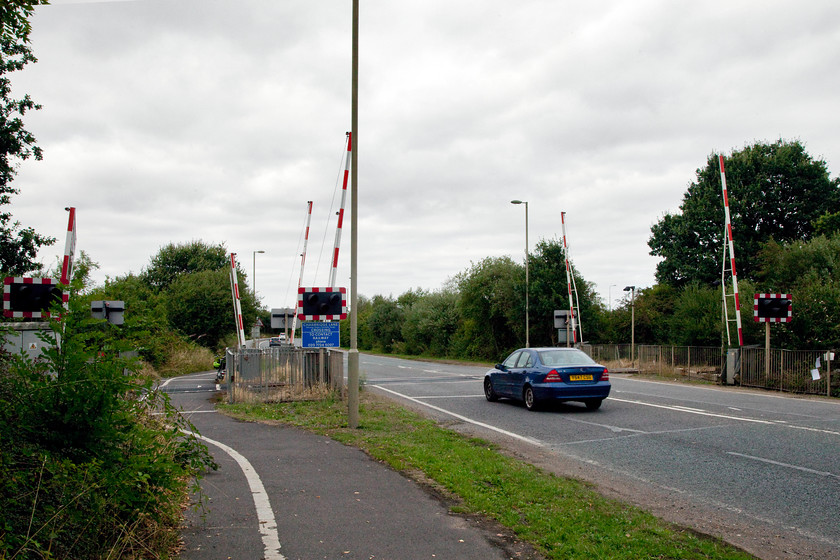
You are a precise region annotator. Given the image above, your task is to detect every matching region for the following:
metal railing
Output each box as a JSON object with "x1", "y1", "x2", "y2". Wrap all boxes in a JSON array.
[
  {"x1": 583, "y1": 344, "x2": 632, "y2": 366},
  {"x1": 637, "y1": 345, "x2": 724, "y2": 381},
  {"x1": 584, "y1": 344, "x2": 724, "y2": 381},
  {"x1": 225, "y1": 346, "x2": 344, "y2": 404},
  {"x1": 740, "y1": 347, "x2": 834, "y2": 396},
  {"x1": 584, "y1": 343, "x2": 837, "y2": 397}
]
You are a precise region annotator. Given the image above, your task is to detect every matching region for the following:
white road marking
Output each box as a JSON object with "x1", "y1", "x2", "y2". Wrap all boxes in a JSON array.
[
  {"x1": 611, "y1": 397, "x2": 840, "y2": 436},
  {"x1": 372, "y1": 385, "x2": 543, "y2": 447},
  {"x1": 609, "y1": 397, "x2": 775, "y2": 424},
  {"x1": 183, "y1": 430, "x2": 286, "y2": 560},
  {"x1": 411, "y1": 394, "x2": 486, "y2": 399},
  {"x1": 558, "y1": 424, "x2": 722, "y2": 446},
  {"x1": 785, "y1": 423, "x2": 840, "y2": 436},
  {"x1": 672, "y1": 405, "x2": 706, "y2": 412},
  {"x1": 727, "y1": 452, "x2": 840, "y2": 480}
]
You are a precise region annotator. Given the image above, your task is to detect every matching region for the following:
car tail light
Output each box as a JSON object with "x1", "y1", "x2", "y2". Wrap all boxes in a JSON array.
[
  {"x1": 544, "y1": 369, "x2": 562, "y2": 383},
  {"x1": 601, "y1": 368, "x2": 610, "y2": 381}
]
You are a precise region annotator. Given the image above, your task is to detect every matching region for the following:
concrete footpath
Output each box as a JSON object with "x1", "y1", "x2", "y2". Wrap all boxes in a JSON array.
[{"x1": 169, "y1": 373, "x2": 534, "y2": 560}]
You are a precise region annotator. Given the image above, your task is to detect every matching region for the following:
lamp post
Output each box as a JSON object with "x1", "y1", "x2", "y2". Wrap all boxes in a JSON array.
[
  {"x1": 252, "y1": 250, "x2": 265, "y2": 298},
  {"x1": 624, "y1": 285, "x2": 635, "y2": 367},
  {"x1": 511, "y1": 200, "x2": 529, "y2": 348},
  {"x1": 348, "y1": 0, "x2": 360, "y2": 429}
]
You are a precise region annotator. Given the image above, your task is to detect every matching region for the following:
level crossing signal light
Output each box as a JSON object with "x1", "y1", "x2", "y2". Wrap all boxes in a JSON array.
[
  {"x1": 3, "y1": 277, "x2": 66, "y2": 318},
  {"x1": 297, "y1": 287, "x2": 347, "y2": 321},
  {"x1": 753, "y1": 293, "x2": 792, "y2": 323}
]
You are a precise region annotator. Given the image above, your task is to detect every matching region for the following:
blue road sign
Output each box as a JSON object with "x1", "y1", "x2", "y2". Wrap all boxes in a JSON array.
[{"x1": 301, "y1": 321, "x2": 340, "y2": 348}]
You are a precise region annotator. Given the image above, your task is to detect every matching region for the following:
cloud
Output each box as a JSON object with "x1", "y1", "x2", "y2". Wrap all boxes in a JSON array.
[{"x1": 9, "y1": 0, "x2": 840, "y2": 317}]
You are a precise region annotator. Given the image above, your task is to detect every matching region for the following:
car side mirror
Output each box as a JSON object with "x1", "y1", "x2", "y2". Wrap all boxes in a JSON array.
[{"x1": 495, "y1": 363, "x2": 506, "y2": 372}]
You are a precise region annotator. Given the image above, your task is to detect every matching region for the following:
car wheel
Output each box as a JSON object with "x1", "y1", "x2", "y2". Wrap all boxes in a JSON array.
[
  {"x1": 523, "y1": 386, "x2": 538, "y2": 411},
  {"x1": 584, "y1": 399, "x2": 603, "y2": 410},
  {"x1": 484, "y1": 378, "x2": 499, "y2": 402}
]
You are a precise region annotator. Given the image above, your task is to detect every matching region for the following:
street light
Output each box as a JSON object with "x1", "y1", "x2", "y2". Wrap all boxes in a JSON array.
[
  {"x1": 624, "y1": 285, "x2": 635, "y2": 367},
  {"x1": 252, "y1": 250, "x2": 265, "y2": 298},
  {"x1": 511, "y1": 200, "x2": 529, "y2": 348}
]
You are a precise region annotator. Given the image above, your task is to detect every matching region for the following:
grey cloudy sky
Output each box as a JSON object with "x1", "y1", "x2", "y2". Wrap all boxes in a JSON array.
[{"x1": 11, "y1": 0, "x2": 840, "y2": 314}]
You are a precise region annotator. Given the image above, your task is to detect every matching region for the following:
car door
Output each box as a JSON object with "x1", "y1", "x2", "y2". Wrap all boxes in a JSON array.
[
  {"x1": 495, "y1": 351, "x2": 522, "y2": 397},
  {"x1": 508, "y1": 350, "x2": 532, "y2": 399}
]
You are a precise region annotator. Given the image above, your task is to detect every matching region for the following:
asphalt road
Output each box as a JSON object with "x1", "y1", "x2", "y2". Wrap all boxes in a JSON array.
[{"x1": 358, "y1": 353, "x2": 840, "y2": 560}]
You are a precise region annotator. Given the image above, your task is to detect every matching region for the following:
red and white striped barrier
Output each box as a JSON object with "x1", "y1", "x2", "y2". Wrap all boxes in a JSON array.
[
  {"x1": 229, "y1": 253, "x2": 246, "y2": 348},
  {"x1": 719, "y1": 156, "x2": 744, "y2": 346},
  {"x1": 60, "y1": 207, "x2": 76, "y2": 286},
  {"x1": 560, "y1": 212, "x2": 578, "y2": 344},
  {"x1": 329, "y1": 132, "x2": 351, "y2": 287},
  {"x1": 290, "y1": 201, "x2": 314, "y2": 344}
]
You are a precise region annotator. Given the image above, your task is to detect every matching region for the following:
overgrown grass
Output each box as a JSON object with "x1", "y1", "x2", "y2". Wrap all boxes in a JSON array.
[
  {"x1": 156, "y1": 342, "x2": 214, "y2": 377},
  {"x1": 220, "y1": 394, "x2": 755, "y2": 560}
]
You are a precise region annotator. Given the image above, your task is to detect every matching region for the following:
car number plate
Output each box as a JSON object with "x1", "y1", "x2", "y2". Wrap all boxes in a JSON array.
[{"x1": 569, "y1": 374, "x2": 593, "y2": 381}]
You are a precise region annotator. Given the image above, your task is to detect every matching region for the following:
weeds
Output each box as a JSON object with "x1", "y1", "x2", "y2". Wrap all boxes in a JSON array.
[
  {"x1": 0, "y1": 297, "x2": 216, "y2": 559},
  {"x1": 156, "y1": 343, "x2": 213, "y2": 377}
]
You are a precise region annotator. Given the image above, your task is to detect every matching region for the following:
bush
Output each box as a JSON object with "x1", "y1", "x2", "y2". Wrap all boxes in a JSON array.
[{"x1": 0, "y1": 305, "x2": 216, "y2": 558}]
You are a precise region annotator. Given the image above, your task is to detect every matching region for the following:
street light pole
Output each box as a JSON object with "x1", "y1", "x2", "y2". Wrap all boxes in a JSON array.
[
  {"x1": 252, "y1": 250, "x2": 264, "y2": 298},
  {"x1": 511, "y1": 200, "x2": 529, "y2": 348},
  {"x1": 348, "y1": 0, "x2": 360, "y2": 429},
  {"x1": 624, "y1": 286, "x2": 635, "y2": 367}
]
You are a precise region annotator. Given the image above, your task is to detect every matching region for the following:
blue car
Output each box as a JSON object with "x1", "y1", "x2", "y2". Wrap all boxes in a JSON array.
[{"x1": 484, "y1": 347, "x2": 610, "y2": 411}]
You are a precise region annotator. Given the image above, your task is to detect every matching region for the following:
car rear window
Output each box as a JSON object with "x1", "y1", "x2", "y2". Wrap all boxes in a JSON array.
[{"x1": 538, "y1": 350, "x2": 596, "y2": 366}]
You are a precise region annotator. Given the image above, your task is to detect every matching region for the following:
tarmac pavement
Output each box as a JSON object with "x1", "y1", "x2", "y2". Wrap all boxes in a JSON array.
[{"x1": 169, "y1": 372, "x2": 530, "y2": 560}]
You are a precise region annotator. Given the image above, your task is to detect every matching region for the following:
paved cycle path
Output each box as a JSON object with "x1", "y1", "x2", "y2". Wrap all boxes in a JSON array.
[{"x1": 170, "y1": 373, "x2": 527, "y2": 560}]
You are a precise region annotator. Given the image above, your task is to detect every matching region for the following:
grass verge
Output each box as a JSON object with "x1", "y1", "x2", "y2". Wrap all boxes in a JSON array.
[{"x1": 218, "y1": 392, "x2": 755, "y2": 560}]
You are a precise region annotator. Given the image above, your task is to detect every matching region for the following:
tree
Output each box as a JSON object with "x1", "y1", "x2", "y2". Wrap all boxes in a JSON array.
[
  {"x1": 649, "y1": 139, "x2": 840, "y2": 286},
  {"x1": 528, "y1": 238, "x2": 603, "y2": 345},
  {"x1": 0, "y1": 0, "x2": 55, "y2": 275},
  {"x1": 88, "y1": 272, "x2": 177, "y2": 367},
  {"x1": 141, "y1": 240, "x2": 230, "y2": 292},
  {"x1": 140, "y1": 240, "x2": 256, "y2": 350},
  {"x1": 753, "y1": 234, "x2": 840, "y2": 349},
  {"x1": 365, "y1": 295, "x2": 405, "y2": 353},
  {"x1": 813, "y1": 211, "x2": 840, "y2": 237},
  {"x1": 615, "y1": 283, "x2": 677, "y2": 345},
  {"x1": 669, "y1": 283, "x2": 722, "y2": 346},
  {"x1": 340, "y1": 294, "x2": 372, "y2": 351},
  {"x1": 165, "y1": 269, "x2": 241, "y2": 349},
  {"x1": 401, "y1": 289, "x2": 460, "y2": 356},
  {"x1": 452, "y1": 256, "x2": 522, "y2": 360}
]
